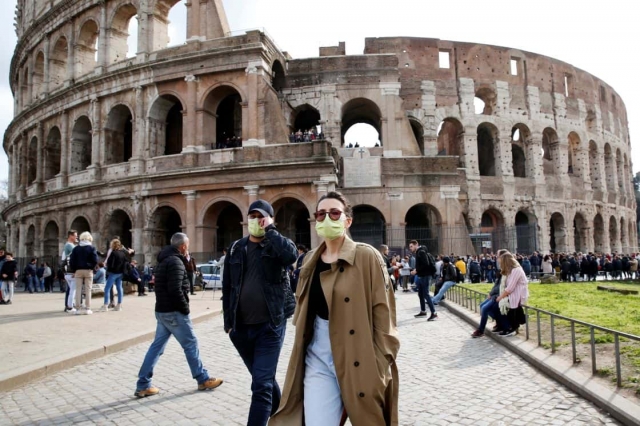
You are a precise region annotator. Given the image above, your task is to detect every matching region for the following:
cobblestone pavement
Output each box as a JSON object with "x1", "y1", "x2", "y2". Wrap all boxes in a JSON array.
[{"x1": 0, "y1": 292, "x2": 620, "y2": 425}]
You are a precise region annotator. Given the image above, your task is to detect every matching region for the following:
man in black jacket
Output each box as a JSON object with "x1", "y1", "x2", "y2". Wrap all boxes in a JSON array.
[
  {"x1": 0, "y1": 252, "x2": 18, "y2": 304},
  {"x1": 135, "y1": 232, "x2": 223, "y2": 398},
  {"x1": 223, "y1": 199, "x2": 297, "y2": 426},
  {"x1": 409, "y1": 240, "x2": 437, "y2": 321}
]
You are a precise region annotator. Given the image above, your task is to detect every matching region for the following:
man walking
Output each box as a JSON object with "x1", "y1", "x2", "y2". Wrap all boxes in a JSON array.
[
  {"x1": 409, "y1": 240, "x2": 437, "y2": 321},
  {"x1": 135, "y1": 232, "x2": 223, "y2": 397},
  {"x1": 223, "y1": 200, "x2": 297, "y2": 426},
  {"x1": 0, "y1": 252, "x2": 18, "y2": 304},
  {"x1": 62, "y1": 230, "x2": 78, "y2": 312}
]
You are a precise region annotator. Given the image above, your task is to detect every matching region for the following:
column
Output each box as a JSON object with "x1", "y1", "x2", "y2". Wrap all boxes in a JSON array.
[
  {"x1": 88, "y1": 96, "x2": 102, "y2": 180},
  {"x1": 182, "y1": 190, "x2": 197, "y2": 243},
  {"x1": 35, "y1": 122, "x2": 44, "y2": 193},
  {"x1": 245, "y1": 63, "x2": 261, "y2": 144},
  {"x1": 10, "y1": 220, "x2": 19, "y2": 253},
  {"x1": 19, "y1": 132, "x2": 28, "y2": 190},
  {"x1": 186, "y1": 0, "x2": 201, "y2": 40},
  {"x1": 97, "y1": 1, "x2": 107, "y2": 72},
  {"x1": 43, "y1": 34, "x2": 50, "y2": 96},
  {"x1": 27, "y1": 56, "x2": 33, "y2": 106},
  {"x1": 34, "y1": 217, "x2": 43, "y2": 257},
  {"x1": 129, "y1": 86, "x2": 146, "y2": 175},
  {"x1": 312, "y1": 181, "x2": 330, "y2": 249},
  {"x1": 131, "y1": 195, "x2": 144, "y2": 255},
  {"x1": 184, "y1": 75, "x2": 197, "y2": 150},
  {"x1": 381, "y1": 82, "x2": 401, "y2": 153},
  {"x1": 58, "y1": 111, "x2": 69, "y2": 187},
  {"x1": 66, "y1": 20, "x2": 75, "y2": 85},
  {"x1": 243, "y1": 185, "x2": 260, "y2": 236},
  {"x1": 18, "y1": 220, "x2": 27, "y2": 258},
  {"x1": 10, "y1": 144, "x2": 17, "y2": 196}
]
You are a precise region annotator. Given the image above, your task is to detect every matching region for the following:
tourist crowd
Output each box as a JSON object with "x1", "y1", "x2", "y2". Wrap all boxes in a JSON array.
[{"x1": 288, "y1": 127, "x2": 324, "y2": 143}]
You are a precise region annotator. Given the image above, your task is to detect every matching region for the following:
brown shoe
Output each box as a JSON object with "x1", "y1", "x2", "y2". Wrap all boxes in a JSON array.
[
  {"x1": 134, "y1": 387, "x2": 159, "y2": 398},
  {"x1": 198, "y1": 377, "x2": 223, "y2": 391}
]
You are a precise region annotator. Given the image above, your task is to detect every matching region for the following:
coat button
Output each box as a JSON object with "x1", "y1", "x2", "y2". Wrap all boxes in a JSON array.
[
  {"x1": 339, "y1": 267, "x2": 344, "y2": 272},
  {"x1": 354, "y1": 361, "x2": 360, "y2": 367},
  {"x1": 344, "y1": 297, "x2": 350, "y2": 302},
  {"x1": 359, "y1": 392, "x2": 365, "y2": 398},
  {"x1": 349, "y1": 329, "x2": 355, "y2": 335}
]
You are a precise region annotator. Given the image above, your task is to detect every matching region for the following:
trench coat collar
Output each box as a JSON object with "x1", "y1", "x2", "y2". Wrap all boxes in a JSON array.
[{"x1": 310, "y1": 235, "x2": 357, "y2": 266}]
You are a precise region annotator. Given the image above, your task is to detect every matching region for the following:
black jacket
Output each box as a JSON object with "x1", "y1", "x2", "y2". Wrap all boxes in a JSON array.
[
  {"x1": 1, "y1": 260, "x2": 18, "y2": 280},
  {"x1": 154, "y1": 246, "x2": 190, "y2": 315},
  {"x1": 414, "y1": 246, "x2": 433, "y2": 277},
  {"x1": 442, "y1": 262, "x2": 457, "y2": 282},
  {"x1": 106, "y1": 249, "x2": 128, "y2": 274},
  {"x1": 223, "y1": 225, "x2": 297, "y2": 332},
  {"x1": 69, "y1": 245, "x2": 99, "y2": 272}
]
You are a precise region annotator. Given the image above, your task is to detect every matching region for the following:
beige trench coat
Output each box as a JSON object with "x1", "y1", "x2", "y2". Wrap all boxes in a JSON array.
[{"x1": 269, "y1": 237, "x2": 400, "y2": 426}]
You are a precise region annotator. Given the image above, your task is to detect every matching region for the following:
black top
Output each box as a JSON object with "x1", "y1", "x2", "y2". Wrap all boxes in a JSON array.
[
  {"x1": 238, "y1": 240, "x2": 271, "y2": 325},
  {"x1": 69, "y1": 245, "x2": 99, "y2": 272},
  {"x1": 308, "y1": 258, "x2": 331, "y2": 321},
  {"x1": 154, "y1": 245, "x2": 190, "y2": 315}
]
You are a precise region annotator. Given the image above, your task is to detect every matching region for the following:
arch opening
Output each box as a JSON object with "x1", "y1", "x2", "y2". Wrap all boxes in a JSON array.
[
  {"x1": 589, "y1": 141, "x2": 600, "y2": 189},
  {"x1": 149, "y1": 206, "x2": 182, "y2": 255},
  {"x1": 341, "y1": 98, "x2": 382, "y2": 147},
  {"x1": 149, "y1": 95, "x2": 184, "y2": 156},
  {"x1": 604, "y1": 144, "x2": 615, "y2": 191},
  {"x1": 26, "y1": 225, "x2": 36, "y2": 258},
  {"x1": 105, "y1": 105, "x2": 133, "y2": 164},
  {"x1": 594, "y1": 214, "x2": 605, "y2": 253},
  {"x1": 515, "y1": 211, "x2": 536, "y2": 254},
  {"x1": 542, "y1": 128, "x2": 559, "y2": 176},
  {"x1": 273, "y1": 198, "x2": 311, "y2": 248},
  {"x1": 616, "y1": 149, "x2": 624, "y2": 194},
  {"x1": 272, "y1": 60, "x2": 285, "y2": 92},
  {"x1": 110, "y1": 4, "x2": 138, "y2": 63},
  {"x1": 107, "y1": 209, "x2": 133, "y2": 251},
  {"x1": 290, "y1": 105, "x2": 321, "y2": 142},
  {"x1": 45, "y1": 127, "x2": 61, "y2": 180},
  {"x1": 568, "y1": 132, "x2": 581, "y2": 176},
  {"x1": 202, "y1": 202, "x2": 243, "y2": 255},
  {"x1": 76, "y1": 19, "x2": 99, "y2": 77},
  {"x1": 405, "y1": 204, "x2": 440, "y2": 254},
  {"x1": 437, "y1": 118, "x2": 463, "y2": 156},
  {"x1": 549, "y1": 212, "x2": 566, "y2": 253},
  {"x1": 477, "y1": 123, "x2": 498, "y2": 176},
  {"x1": 153, "y1": 0, "x2": 187, "y2": 50},
  {"x1": 609, "y1": 216, "x2": 619, "y2": 253},
  {"x1": 49, "y1": 37, "x2": 68, "y2": 92},
  {"x1": 350, "y1": 205, "x2": 386, "y2": 249},
  {"x1": 33, "y1": 52, "x2": 45, "y2": 99},
  {"x1": 70, "y1": 216, "x2": 91, "y2": 235},
  {"x1": 203, "y1": 86, "x2": 243, "y2": 149},
  {"x1": 511, "y1": 144, "x2": 526, "y2": 178},
  {"x1": 43, "y1": 221, "x2": 59, "y2": 257},
  {"x1": 71, "y1": 116, "x2": 92, "y2": 173},
  {"x1": 573, "y1": 213, "x2": 587, "y2": 253},
  {"x1": 409, "y1": 118, "x2": 424, "y2": 154},
  {"x1": 27, "y1": 137, "x2": 37, "y2": 184},
  {"x1": 474, "y1": 87, "x2": 496, "y2": 115}
]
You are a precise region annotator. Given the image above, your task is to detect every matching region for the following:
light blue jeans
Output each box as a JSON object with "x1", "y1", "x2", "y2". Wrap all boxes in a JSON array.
[
  {"x1": 104, "y1": 273, "x2": 123, "y2": 305},
  {"x1": 432, "y1": 280, "x2": 456, "y2": 304},
  {"x1": 136, "y1": 311, "x2": 209, "y2": 391},
  {"x1": 304, "y1": 317, "x2": 343, "y2": 426}
]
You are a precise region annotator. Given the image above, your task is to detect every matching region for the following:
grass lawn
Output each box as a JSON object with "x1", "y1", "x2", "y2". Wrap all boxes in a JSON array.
[{"x1": 461, "y1": 281, "x2": 640, "y2": 336}]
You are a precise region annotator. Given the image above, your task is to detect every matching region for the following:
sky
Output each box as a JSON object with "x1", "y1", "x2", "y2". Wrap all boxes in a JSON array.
[{"x1": 0, "y1": 0, "x2": 639, "y2": 178}]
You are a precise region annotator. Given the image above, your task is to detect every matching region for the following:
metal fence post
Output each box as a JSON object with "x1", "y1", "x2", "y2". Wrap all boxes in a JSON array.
[
  {"x1": 615, "y1": 334, "x2": 622, "y2": 387},
  {"x1": 524, "y1": 306, "x2": 529, "y2": 340},
  {"x1": 550, "y1": 315, "x2": 556, "y2": 353},
  {"x1": 537, "y1": 310, "x2": 541, "y2": 347},
  {"x1": 591, "y1": 327, "x2": 597, "y2": 374},
  {"x1": 571, "y1": 322, "x2": 577, "y2": 364}
]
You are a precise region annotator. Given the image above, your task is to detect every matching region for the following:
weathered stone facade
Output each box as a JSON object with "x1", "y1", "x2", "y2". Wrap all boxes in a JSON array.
[{"x1": 3, "y1": 0, "x2": 637, "y2": 262}]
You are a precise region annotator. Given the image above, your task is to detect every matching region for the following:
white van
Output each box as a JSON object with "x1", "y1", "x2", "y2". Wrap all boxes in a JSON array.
[{"x1": 197, "y1": 262, "x2": 222, "y2": 289}]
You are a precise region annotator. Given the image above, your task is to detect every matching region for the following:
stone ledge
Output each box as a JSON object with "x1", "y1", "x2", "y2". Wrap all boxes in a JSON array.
[
  {"x1": 441, "y1": 300, "x2": 640, "y2": 426},
  {"x1": 0, "y1": 309, "x2": 222, "y2": 393}
]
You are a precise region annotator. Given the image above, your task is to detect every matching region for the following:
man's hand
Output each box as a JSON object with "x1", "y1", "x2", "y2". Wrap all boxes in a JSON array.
[
  {"x1": 259, "y1": 216, "x2": 274, "y2": 229},
  {"x1": 410, "y1": 270, "x2": 417, "y2": 276}
]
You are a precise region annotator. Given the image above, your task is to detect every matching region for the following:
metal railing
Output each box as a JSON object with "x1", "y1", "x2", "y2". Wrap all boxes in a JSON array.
[{"x1": 448, "y1": 284, "x2": 640, "y2": 388}]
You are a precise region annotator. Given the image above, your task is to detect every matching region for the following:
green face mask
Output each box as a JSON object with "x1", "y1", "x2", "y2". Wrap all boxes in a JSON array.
[
  {"x1": 248, "y1": 218, "x2": 266, "y2": 237},
  {"x1": 315, "y1": 216, "x2": 345, "y2": 240}
]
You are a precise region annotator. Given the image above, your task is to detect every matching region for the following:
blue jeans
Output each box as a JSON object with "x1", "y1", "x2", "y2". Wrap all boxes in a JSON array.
[
  {"x1": 104, "y1": 273, "x2": 123, "y2": 305},
  {"x1": 486, "y1": 270, "x2": 495, "y2": 283},
  {"x1": 136, "y1": 312, "x2": 209, "y2": 391},
  {"x1": 432, "y1": 281, "x2": 456, "y2": 304},
  {"x1": 26, "y1": 276, "x2": 36, "y2": 293},
  {"x1": 230, "y1": 321, "x2": 287, "y2": 426},
  {"x1": 416, "y1": 276, "x2": 435, "y2": 314},
  {"x1": 478, "y1": 298, "x2": 498, "y2": 332}
]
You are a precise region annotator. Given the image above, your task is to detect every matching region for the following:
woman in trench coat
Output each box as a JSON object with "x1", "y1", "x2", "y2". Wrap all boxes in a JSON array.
[{"x1": 269, "y1": 191, "x2": 400, "y2": 426}]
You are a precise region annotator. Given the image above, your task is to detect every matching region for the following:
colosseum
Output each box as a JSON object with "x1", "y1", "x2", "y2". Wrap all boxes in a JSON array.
[{"x1": 3, "y1": 0, "x2": 637, "y2": 264}]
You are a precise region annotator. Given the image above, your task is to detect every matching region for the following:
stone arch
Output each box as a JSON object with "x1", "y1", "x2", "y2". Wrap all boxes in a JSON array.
[
  {"x1": 620, "y1": 217, "x2": 627, "y2": 253},
  {"x1": 26, "y1": 225, "x2": 36, "y2": 258},
  {"x1": 33, "y1": 50, "x2": 45, "y2": 99},
  {"x1": 21, "y1": 65, "x2": 29, "y2": 107},
  {"x1": 273, "y1": 197, "x2": 311, "y2": 248},
  {"x1": 105, "y1": 209, "x2": 134, "y2": 250},
  {"x1": 44, "y1": 126, "x2": 61, "y2": 180},
  {"x1": 515, "y1": 210, "x2": 537, "y2": 254},
  {"x1": 589, "y1": 141, "x2": 601, "y2": 189},
  {"x1": 49, "y1": 36, "x2": 68, "y2": 92},
  {"x1": 70, "y1": 216, "x2": 92, "y2": 235},
  {"x1": 148, "y1": 94, "x2": 184, "y2": 156},
  {"x1": 573, "y1": 212, "x2": 588, "y2": 253},
  {"x1": 477, "y1": 122, "x2": 499, "y2": 176},
  {"x1": 350, "y1": 205, "x2": 387, "y2": 248},
  {"x1": 341, "y1": 97, "x2": 382, "y2": 146},
  {"x1": 152, "y1": 0, "x2": 186, "y2": 51},
  {"x1": 203, "y1": 85, "x2": 244, "y2": 148},
  {"x1": 480, "y1": 208, "x2": 506, "y2": 252},
  {"x1": 604, "y1": 144, "x2": 615, "y2": 191},
  {"x1": 542, "y1": 127, "x2": 560, "y2": 176},
  {"x1": 75, "y1": 18, "x2": 99, "y2": 77},
  {"x1": 616, "y1": 148, "x2": 624, "y2": 193},
  {"x1": 201, "y1": 200, "x2": 243, "y2": 254},
  {"x1": 593, "y1": 213, "x2": 605, "y2": 253},
  {"x1": 70, "y1": 115, "x2": 92, "y2": 172},
  {"x1": 408, "y1": 117, "x2": 424, "y2": 154},
  {"x1": 549, "y1": 212, "x2": 566, "y2": 253},
  {"x1": 290, "y1": 104, "x2": 321, "y2": 135},
  {"x1": 105, "y1": 104, "x2": 133, "y2": 164},
  {"x1": 27, "y1": 136, "x2": 38, "y2": 184},
  {"x1": 43, "y1": 220, "x2": 60, "y2": 257},
  {"x1": 148, "y1": 205, "x2": 183, "y2": 255},
  {"x1": 609, "y1": 216, "x2": 619, "y2": 253},
  {"x1": 109, "y1": 3, "x2": 138, "y2": 63},
  {"x1": 629, "y1": 220, "x2": 636, "y2": 252},
  {"x1": 474, "y1": 86, "x2": 496, "y2": 115},
  {"x1": 405, "y1": 203, "x2": 441, "y2": 254},
  {"x1": 271, "y1": 60, "x2": 285, "y2": 92},
  {"x1": 436, "y1": 117, "x2": 463, "y2": 156},
  {"x1": 567, "y1": 132, "x2": 581, "y2": 176},
  {"x1": 511, "y1": 124, "x2": 531, "y2": 178}
]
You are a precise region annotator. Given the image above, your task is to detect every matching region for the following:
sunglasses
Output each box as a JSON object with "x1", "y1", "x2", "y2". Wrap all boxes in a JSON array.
[{"x1": 313, "y1": 209, "x2": 344, "y2": 221}]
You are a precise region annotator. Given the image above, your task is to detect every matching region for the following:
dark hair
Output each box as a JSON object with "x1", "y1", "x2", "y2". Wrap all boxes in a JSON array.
[
  {"x1": 316, "y1": 191, "x2": 353, "y2": 218},
  {"x1": 409, "y1": 240, "x2": 419, "y2": 246},
  {"x1": 5, "y1": 251, "x2": 13, "y2": 257},
  {"x1": 98, "y1": 262, "x2": 105, "y2": 268},
  {"x1": 68, "y1": 230, "x2": 77, "y2": 237},
  {"x1": 297, "y1": 244, "x2": 307, "y2": 252}
]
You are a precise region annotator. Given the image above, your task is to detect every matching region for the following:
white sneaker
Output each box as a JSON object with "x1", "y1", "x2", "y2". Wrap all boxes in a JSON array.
[
  {"x1": 84, "y1": 309, "x2": 93, "y2": 315},
  {"x1": 74, "y1": 309, "x2": 83, "y2": 315},
  {"x1": 99, "y1": 304, "x2": 109, "y2": 312},
  {"x1": 68, "y1": 308, "x2": 77, "y2": 314},
  {"x1": 114, "y1": 304, "x2": 122, "y2": 312}
]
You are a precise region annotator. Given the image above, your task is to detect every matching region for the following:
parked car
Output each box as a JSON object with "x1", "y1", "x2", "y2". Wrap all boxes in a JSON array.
[{"x1": 197, "y1": 262, "x2": 221, "y2": 289}]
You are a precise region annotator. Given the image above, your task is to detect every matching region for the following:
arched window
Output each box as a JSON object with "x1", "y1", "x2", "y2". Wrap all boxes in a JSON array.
[
  {"x1": 149, "y1": 95, "x2": 184, "y2": 156},
  {"x1": 609, "y1": 216, "x2": 619, "y2": 252},
  {"x1": 589, "y1": 141, "x2": 601, "y2": 189},
  {"x1": 594, "y1": 214, "x2": 604, "y2": 252},
  {"x1": 341, "y1": 98, "x2": 382, "y2": 147},
  {"x1": 153, "y1": 0, "x2": 187, "y2": 51},
  {"x1": 202, "y1": 202, "x2": 243, "y2": 255},
  {"x1": 351, "y1": 205, "x2": 387, "y2": 248},
  {"x1": 604, "y1": 144, "x2": 614, "y2": 191},
  {"x1": 107, "y1": 209, "x2": 133, "y2": 250},
  {"x1": 71, "y1": 116, "x2": 92, "y2": 172},
  {"x1": 477, "y1": 123, "x2": 499, "y2": 176},
  {"x1": 272, "y1": 60, "x2": 285, "y2": 92},
  {"x1": 409, "y1": 118, "x2": 424, "y2": 154},
  {"x1": 109, "y1": 4, "x2": 138, "y2": 63},
  {"x1": 511, "y1": 145, "x2": 526, "y2": 178},
  {"x1": 273, "y1": 198, "x2": 311, "y2": 248},
  {"x1": 405, "y1": 204, "x2": 440, "y2": 254},
  {"x1": 474, "y1": 87, "x2": 496, "y2": 115},
  {"x1": 76, "y1": 20, "x2": 99, "y2": 77},
  {"x1": 549, "y1": 212, "x2": 566, "y2": 253},
  {"x1": 291, "y1": 105, "x2": 320, "y2": 137},
  {"x1": 616, "y1": 149, "x2": 624, "y2": 193},
  {"x1": 515, "y1": 211, "x2": 536, "y2": 254},
  {"x1": 49, "y1": 36, "x2": 68, "y2": 91},
  {"x1": 33, "y1": 51, "x2": 45, "y2": 99},
  {"x1": 436, "y1": 118, "x2": 463, "y2": 156},
  {"x1": 203, "y1": 86, "x2": 243, "y2": 149},
  {"x1": 27, "y1": 137, "x2": 38, "y2": 184},
  {"x1": 45, "y1": 127, "x2": 61, "y2": 180},
  {"x1": 105, "y1": 105, "x2": 133, "y2": 164},
  {"x1": 573, "y1": 213, "x2": 587, "y2": 252},
  {"x1": 542, "y1": 128, "x2": 559, "y2": 176},
  {"x1": 567, "y1": 132, "x2": 581, "y2": 176},
  {"x1": 149, "y1": 206, "x2": 182, "y2": 255}
]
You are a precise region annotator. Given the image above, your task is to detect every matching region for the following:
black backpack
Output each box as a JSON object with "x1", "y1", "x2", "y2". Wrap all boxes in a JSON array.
[{"x1": 417, "y1": 247, "x2": 437, "y2": 276}]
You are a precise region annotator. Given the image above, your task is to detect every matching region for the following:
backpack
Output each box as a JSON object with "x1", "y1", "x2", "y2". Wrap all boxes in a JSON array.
[{"x1": 417, "y1": 246, "x2": 436, "y2": 276}]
